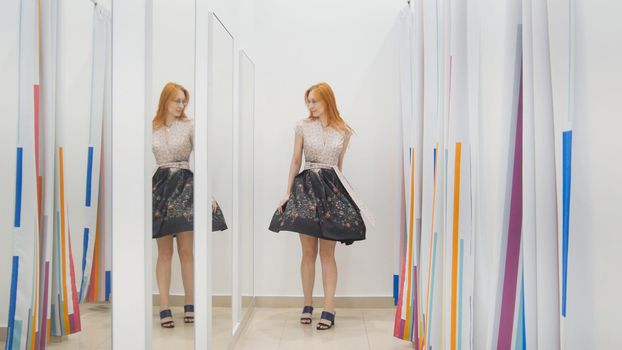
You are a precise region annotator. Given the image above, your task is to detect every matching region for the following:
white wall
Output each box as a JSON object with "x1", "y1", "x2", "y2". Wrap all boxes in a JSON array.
[
  {"x1": 0, "y1": 0, "x2": 20, "y2": 329},
  {"x1": 565, "y1": 0, "x2": 622, "y2": 348},
  {"x1": 252, "y1": 0, "x2": 404, "y2": 297}
]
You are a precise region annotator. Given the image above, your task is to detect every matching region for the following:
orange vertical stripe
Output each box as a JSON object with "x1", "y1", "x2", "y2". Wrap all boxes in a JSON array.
[
  {"x1": 92, "y1": 212, "x2": 102, "y2": 300},
  {"x1": 59, "y1": 147, "x2": 70, "y2": 331},
  {"x1": 450, "y1": 143, "x2": 462, "y2": 350},
  {"x1": 403, "y1": 151, "x2": 416, "y2": 338}
]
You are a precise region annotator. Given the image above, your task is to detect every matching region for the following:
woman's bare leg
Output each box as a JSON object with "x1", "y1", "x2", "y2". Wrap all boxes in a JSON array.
[
  {"x1": 176, "y1": 231, "x2": 194, "y2": 318},
  {"x1": 156, "y1": 235, "x2": 175, "y2": 322},
  {"x1": 299, "y1": 234, "x2": 319, "y2": 307},
  {"x1": 319, "y1": 239, "x2": 337, "y2": 314}
]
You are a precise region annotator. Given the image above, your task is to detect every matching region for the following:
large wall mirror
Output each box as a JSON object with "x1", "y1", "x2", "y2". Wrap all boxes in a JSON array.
[
  {"x1": 237, "y1": 50, "x2": 255, "y2": 331},
  {"x1": 208, "y1": 12, "x2": 234, "y2": 350},
  {"x1": 150, "y1": 0, "x2": 196, "y2": 348}
]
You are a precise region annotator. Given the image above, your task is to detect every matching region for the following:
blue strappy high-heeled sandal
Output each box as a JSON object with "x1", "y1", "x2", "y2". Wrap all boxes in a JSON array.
[
  {"x1": 316, "y1": 311, "x2": 335, "y2": 330},
  {"x1": 160, "y1": 309, "x2": 175, "y2": 328},
  {"x1": 184, "y1": 305, "x2": 194, "y2": 323},
  {"x1": 300, "y1": 306, "x2": 314, "y2": 325}
]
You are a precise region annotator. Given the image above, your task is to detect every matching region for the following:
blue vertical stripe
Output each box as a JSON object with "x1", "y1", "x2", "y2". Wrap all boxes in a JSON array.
[
  {"x1": 14, "y1": 148, "x2": 23, "y2": 227},
  {"x1": 6, "y1": 256, "x2": 19, "y2": 350},
  {"x1": 85, "y1": 146, "x2": 94, "y2": 207},
  {"x1": 433, "y1": 148, "x2": 437, "y2": 177},
  {"x1": 80, "y1": 228, "x2": 90, "y2": 300},
  {"x1": 393, "y1": 274, "x2": 399, "y2": 306},
  {"x1": 515, "y1": 270, "x2": 526, "y2": 350},
  {"x1": 562, "y1": 130, "x2": 572, "y2": 317},
  {"x1": 105, "y1": 271, "x2": 111, "y2": 301}
]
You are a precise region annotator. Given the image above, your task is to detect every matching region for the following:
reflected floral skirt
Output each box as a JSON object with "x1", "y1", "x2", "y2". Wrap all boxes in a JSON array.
[
  {"x1": 152, "y1": 167, "x2": 228, "y2": 239},
  {"x1": 212, "y1": 201, "x2": 228, "y2": 232},
  {"x1": 269, "y1": 168, "x2": 366, "y2": 245}
]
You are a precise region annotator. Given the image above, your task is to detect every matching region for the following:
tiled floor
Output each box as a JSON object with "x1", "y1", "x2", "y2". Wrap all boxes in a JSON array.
[
  {"x1": 1, "y1": 305, "x2": 413, "y2": 349},
  {"x1": 233, "y1": 308, "x2": 412, "y2": 350}
]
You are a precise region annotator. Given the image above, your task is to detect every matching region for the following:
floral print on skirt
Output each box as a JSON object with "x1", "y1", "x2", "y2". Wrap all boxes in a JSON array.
[
  {"x1": 269, "y1": 168, "x2": 366, "y2": 245},
  {"x1": 212, "y1": 201, "x2": 228, "y2": 231},
  {"x1": 153, "y1": 167, "x2": 194, "y2": 238},
  {"x1": 152, "y1": 167, "x2": 229, "y2": 238}
]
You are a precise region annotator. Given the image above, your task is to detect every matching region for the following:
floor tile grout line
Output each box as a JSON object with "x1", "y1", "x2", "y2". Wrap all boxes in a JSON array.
[
  {"x1": 362, "y1": 310, "x2": 373, "y2": 350},
  {"x1": 276, "y1": 315, "x2": 288, "y2": 350}
]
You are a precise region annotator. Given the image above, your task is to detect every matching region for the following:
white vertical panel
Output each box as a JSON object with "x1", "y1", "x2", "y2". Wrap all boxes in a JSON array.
[
  {"x1": 194, "y1": 2, "x2": 211, "y2": 348},
  {"x1": 111, "y1": 0, "x2": 151, "y2": 348}
]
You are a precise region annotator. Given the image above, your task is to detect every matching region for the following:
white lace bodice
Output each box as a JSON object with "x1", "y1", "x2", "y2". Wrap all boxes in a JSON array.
[
  {"x1": 152, "y1": 118, "x2": 194, "y2": 169},
  {"x1": 295, "y1": 118, "x2": 350, "y2": 167}
]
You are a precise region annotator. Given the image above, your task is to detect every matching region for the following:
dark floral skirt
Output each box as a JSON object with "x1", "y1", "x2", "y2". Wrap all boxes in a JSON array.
[
  {"x1": 268, "y1": 168, "x2": 366, "y2": 245},
  {"x1": 152, "y1": 167, "x2": 228, "y2": 239},
  {"x1": 153, "y1": 167, "x2": 194, "y2": 239},
  {"x1": 212, "y1": 201, "x2": 228, "y2": 231}
]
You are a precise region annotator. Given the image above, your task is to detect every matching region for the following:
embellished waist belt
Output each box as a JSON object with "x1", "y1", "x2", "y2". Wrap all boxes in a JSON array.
[
  {"x1": 303, "y1": 162, "x2": 375, "y2": 227},
  {"x1": 157, "y1": 161, "x2": 190, "y2": 170}
]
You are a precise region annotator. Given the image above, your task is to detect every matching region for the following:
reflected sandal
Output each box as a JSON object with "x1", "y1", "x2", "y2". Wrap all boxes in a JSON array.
[
  {"x1": 160, "y1": 309, "x2": 175, "y2": 328},
  {"x1": 300, "y1": 306, "x2": 313, "y2": 325},
  {"x1": 316, "y1": 311, "x2": 335, "y2": 330},
  {"x1": 184, "y1": 305, "x2": 194, "y2": 323}
]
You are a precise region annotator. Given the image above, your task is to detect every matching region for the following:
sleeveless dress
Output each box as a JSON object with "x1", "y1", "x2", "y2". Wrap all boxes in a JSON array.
[
  {"x1": 152, "y1": 118, "x2": 227, "y2": 239},
  {"x1": 269, "y1": 118, "x2": 373, "y2": 245}
]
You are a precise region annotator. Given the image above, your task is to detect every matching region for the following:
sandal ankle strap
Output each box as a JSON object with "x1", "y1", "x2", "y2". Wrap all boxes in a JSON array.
[
  {"x1": 319, "y1": 311, "x2": 335, "y2": 323},
  {"x1": 160, "y1": 309, "x2": 173, "y2": 319}
]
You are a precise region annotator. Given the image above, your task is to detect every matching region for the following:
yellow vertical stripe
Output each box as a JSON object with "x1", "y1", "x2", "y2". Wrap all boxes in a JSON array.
[{"x1": 450, "y1": 143, "x2": 462, "y2": 350}]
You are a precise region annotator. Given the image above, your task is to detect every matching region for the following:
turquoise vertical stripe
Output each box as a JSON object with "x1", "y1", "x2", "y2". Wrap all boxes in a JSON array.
[
  {"x1": 6, "y1": 256, "x2": 19, "y2": 350},
  {"x1": 515, "y1": 271, "x2": 526, "y2": 350},
  {"x1": 426, "y1": 232, "x2": 439, "y2": 346},
  {"x1": 561, "y1": 130, "x2": 572, "y2": 317},
  {"x1": 10, "y1": 320, "x2": 23, "y2": 350},
  {"x1": 14, "y1": 148, "x2": 23, "y2": 227},
  {"x1": 85, "y1": 147, "x2": 94, "y2": 206}
]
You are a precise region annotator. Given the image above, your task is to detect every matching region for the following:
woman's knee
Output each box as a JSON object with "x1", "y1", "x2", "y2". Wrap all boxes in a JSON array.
[
  {"x1": 319, "y1": 248, "x2": 335, "y2": 263},
  {"x1": 301, "y1": 245, "x2": 318, "y2": 260},
  {"x1": 158, "y1": 248, "x2": 174, "y2": 262},
  {"x1": 178, "y1": 247, "x2": 194, "y2": 262}
]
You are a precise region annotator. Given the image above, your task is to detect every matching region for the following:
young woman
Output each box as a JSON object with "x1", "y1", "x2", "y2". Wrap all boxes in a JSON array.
[
  {"x1": 152, "y1": 82, "x2": 227, "y2": 328},
  {"x1": 269, "y1": 82, "x2": 371, "y2": 330}
]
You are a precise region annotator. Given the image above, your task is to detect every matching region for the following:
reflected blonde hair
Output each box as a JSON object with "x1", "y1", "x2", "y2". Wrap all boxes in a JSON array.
[
  {"x1": 304, "y1": 82, "x2": 352, "y2": 134},
  {"x1": 152, "y1": 82, "x2": 190, "y2": 130}
]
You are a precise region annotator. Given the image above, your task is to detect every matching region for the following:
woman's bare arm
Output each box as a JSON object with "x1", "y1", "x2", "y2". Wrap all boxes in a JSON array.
[{"x1": 278, "y1": 132, "x2": 304, "y2": 210}]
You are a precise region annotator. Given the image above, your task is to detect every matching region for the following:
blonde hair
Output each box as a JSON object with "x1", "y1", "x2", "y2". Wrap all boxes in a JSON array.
[
  {"x1": 304, "y1": 82, "x2": 352, "y2": 134},
  {"x1": 152, "y1": 82, "x2": 190, "y2": 130}
]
